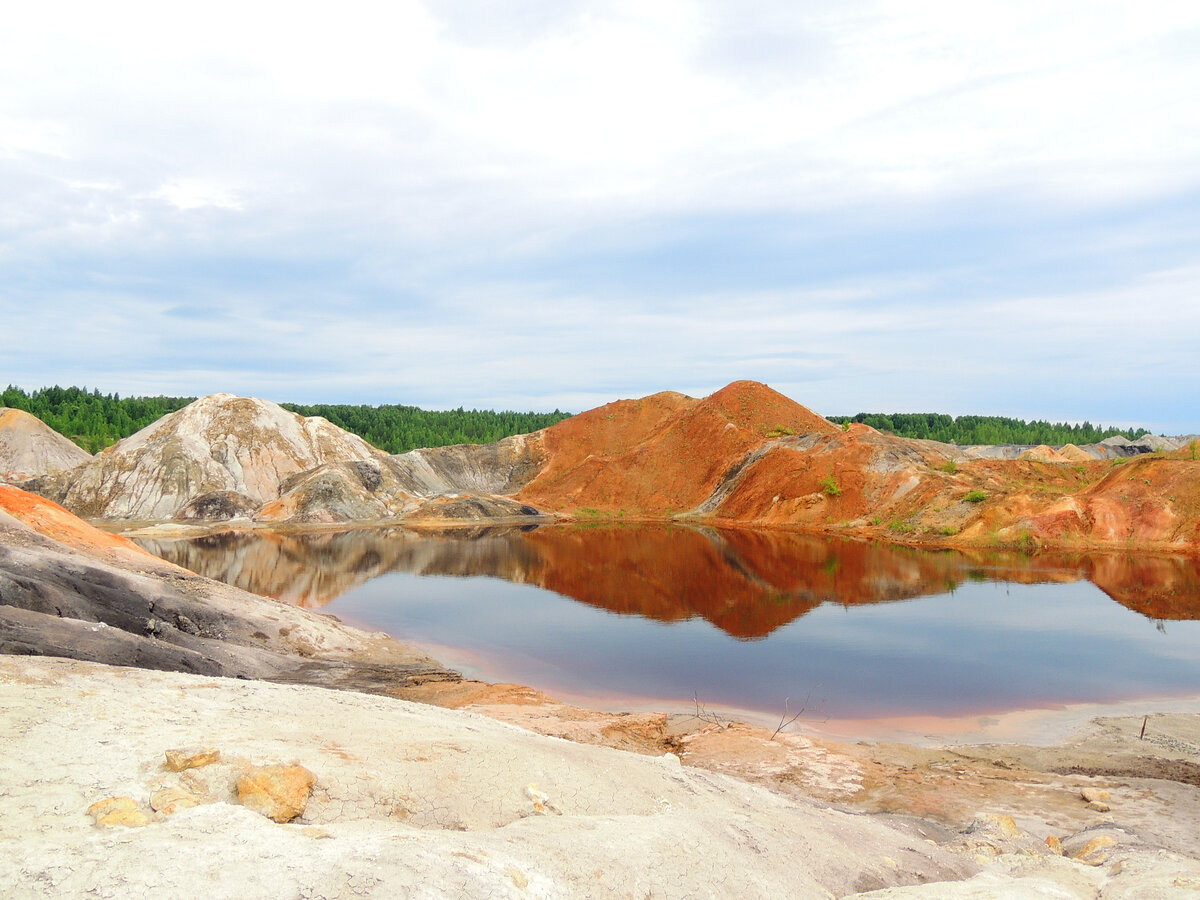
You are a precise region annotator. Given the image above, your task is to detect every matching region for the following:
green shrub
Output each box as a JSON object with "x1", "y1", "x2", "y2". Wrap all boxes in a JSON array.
[
  {"x1": 820, "y1": 474, "x2": 841, "y2": 497},
  {"x1": 939, "y1": 459, "x2": 958, "y2": 475},
  {"x1": 964, "y1": 490, "x2": 986, "y2": 503}
]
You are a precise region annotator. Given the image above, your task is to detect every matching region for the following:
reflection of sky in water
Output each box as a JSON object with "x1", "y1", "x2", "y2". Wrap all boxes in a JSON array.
[{"x1": 329, "y1": 574, "x2": 1200, "y2": 721}]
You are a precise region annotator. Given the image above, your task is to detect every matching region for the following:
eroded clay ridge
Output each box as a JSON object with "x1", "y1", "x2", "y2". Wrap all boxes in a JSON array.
[
  {"x1": 10, "y1": 381, "x2": 1200, "y2": 554},
  {"x1": 19, "y1": 393, "x2": 542, "y2": 525}
]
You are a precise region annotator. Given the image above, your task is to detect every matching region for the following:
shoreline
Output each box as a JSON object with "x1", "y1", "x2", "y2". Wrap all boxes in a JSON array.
[
  {"x1": 384, "y1": 638, "x2": 1200, "y2": 747},
  {"x1": 97, "y1": 513, "x2": 1200, "y2": 562}
]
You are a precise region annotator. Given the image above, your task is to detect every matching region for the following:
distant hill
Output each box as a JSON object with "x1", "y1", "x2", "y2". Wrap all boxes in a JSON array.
[{"x1": 826, "y1": 412, "x2": 1148, "y2": 445}]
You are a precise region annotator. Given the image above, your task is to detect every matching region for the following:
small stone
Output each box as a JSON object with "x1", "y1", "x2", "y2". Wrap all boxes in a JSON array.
[
  {"x1": 165, "y1": 748, "x2": 221, "y2": 772},
  {"x1": 1080, "y1": 788, "x2": 1111, "y2": 804},
  {"x1": 150, "y1": 787, "x2": 198, "y2": 816},
  {"x1": 1071, "y1": 834, "x2": 1117, "y2": 866},
  {"x1": 237, "y1": 764, "x2": 316, "y2": 823},
  {"x1": 1087, "y1": 800, "x2": 1111, "y2": 813},
  {"x1": 87, "y1": 796, "x2": 150, "y2": 828},
  {"x1": 523, "y1": 782, "x2": 561, "y2": 816},
  {"x1": 1044, "y1": 835, "x2": 1063, "y2": 855},
  {"x1": 968, "y1": 813, "x2": 1020, "y2": 839}
]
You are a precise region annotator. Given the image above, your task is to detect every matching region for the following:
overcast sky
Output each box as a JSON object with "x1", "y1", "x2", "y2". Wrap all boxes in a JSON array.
[{"x1": 3, "y1": 1, "x2": 1198, "y2": 432}]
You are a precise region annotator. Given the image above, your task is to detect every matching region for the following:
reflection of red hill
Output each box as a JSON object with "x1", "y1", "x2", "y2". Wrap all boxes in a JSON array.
[
  {"x1": 526, "y1": 526, "x2": 979, "y2": 639},
  {"x1": 524, "y1": 526, "x2": 822, "y2": 638},
  {"x1": 1085, "y1": 554, "x2": 1200, "y2": 620},
  {"x1": 138, "y1": 523, "x2": 1200, "y2": 639}
]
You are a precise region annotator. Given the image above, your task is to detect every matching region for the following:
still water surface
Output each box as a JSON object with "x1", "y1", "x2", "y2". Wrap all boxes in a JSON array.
[{"x1": 136, "y1": 524, "x2": 1200, "y2": 727}]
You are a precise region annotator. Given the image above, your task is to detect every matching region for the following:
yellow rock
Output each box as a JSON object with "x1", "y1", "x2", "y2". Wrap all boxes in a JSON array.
[
  {"x1": 150, "y1": 787, "x2": 198, "y2": 816},
  {"x1": 165, "y1": 748, "x2": 221, "y2": 772},
  {"x1": 236, "y1": 764, "x2": 316, "y2": 823},
  {"x1": 1080, "y1": 787, "x2": 1111, "y2": 804},
  {"x1": 1044, "y1": 835, "x2": 1063, "y2": 855},
  {"x1": 1071, "y1": 834, "x2": 1117, "y2": 866},
  {"x1": 508, "y1": 868, "x2": 529, "y2": 889},
  {"x1": 982, "y1": 814, "x2": 1021, "y2": 839},
  {"x1": 87, "y1": 796, "x2": 150, "y2": 828}
]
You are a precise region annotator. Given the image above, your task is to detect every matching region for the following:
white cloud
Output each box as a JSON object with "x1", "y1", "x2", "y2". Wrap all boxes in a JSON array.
[
  {"x1": 2, "y1": 1, "x2": 1198, "y2": 430},
  {"x1": 5, "y1": 0, "x2": 1199, "y2": 244},
  {"x1": 153, "y1": 180, "x2": 243, "y2": 211}
]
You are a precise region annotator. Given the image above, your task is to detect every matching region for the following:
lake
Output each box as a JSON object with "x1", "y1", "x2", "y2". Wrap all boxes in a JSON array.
[{"x1": 135, "y1": 524, "x2": 1200, "y2": 736}]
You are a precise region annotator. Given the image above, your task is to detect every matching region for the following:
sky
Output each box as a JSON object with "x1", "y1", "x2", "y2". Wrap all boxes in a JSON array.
[{"x1": 2, "y1": 1, "x2": 1199, "y2": 433}]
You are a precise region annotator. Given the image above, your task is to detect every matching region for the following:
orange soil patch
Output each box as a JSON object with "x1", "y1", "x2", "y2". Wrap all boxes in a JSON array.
[
  {"x1": 0, "y1": 408, "x2": 31, "y2": 429},
  {"x1": 0, "y1": 484, "x2": 159, "y2": 562}
]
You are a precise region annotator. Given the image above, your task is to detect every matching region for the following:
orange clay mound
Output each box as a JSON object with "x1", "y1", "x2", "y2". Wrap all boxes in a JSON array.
[
  {"x1": 519, "y1": 381, "x2": 1199, "y2": 557},
  {"x1": 0, "y1": 484, "x2": 159, "y2": 562},
  {"x1": 519, "y1": 381, "x2": 837, "y2": 515}
]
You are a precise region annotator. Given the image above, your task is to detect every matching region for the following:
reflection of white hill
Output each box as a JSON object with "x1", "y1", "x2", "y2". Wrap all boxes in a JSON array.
[{"x1": 134, "y1": 527, "x2": 541, "y2": 607}]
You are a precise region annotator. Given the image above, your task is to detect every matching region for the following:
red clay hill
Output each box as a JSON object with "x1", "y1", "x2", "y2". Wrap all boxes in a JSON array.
[
  {"x1": 513, "y1": 381, "x2": 1200, "y2": 558},
  {"x1": 518, "y1": 381, "x2": 838, "y2": 516}
]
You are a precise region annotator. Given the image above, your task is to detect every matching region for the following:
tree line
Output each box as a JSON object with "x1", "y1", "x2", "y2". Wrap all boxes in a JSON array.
[
  {"x1": 1, "y1": 386, "x2": 195, "y2": 453},
  {"x1": 279, "y1": 402, "x2": 571, "y2": 454},
  {"x1": 1, "y1": 385, "x2": 572, "y2": 455},
  {"x1": 825, "y1": 412, "x2": 1148, "y2": 446},
  {"x1": 3, "y1": 385, "x2": 1149, "y2": 455}
]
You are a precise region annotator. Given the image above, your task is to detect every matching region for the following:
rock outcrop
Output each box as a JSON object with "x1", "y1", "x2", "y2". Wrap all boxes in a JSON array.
[
  {"x1": 23, "y1": 394, "x2": 386, "y2": 521},
  {"x1": 0, "y1": 407, "x2": 92, "y2": 483}
]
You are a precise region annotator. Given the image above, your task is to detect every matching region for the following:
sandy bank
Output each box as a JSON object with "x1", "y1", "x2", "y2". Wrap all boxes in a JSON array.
[
  {"x1": 5, "y1": 656, "x2": 1200, "y2": 898},
  {"x1": 2, "y1": 656, "x2": 980, "y2": 899}
]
